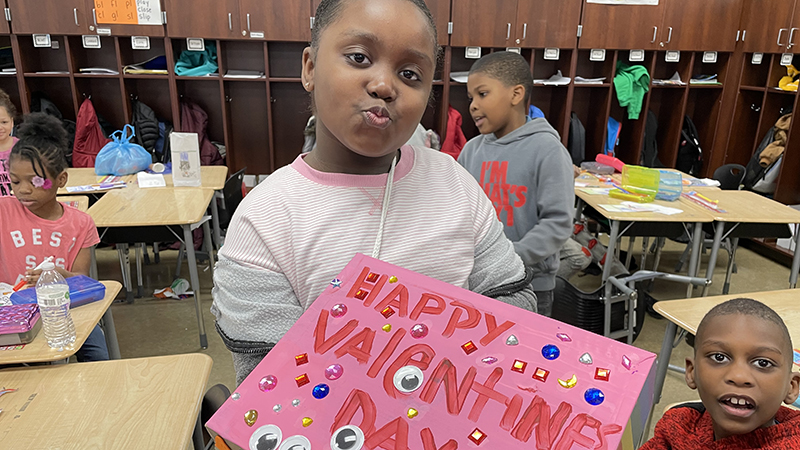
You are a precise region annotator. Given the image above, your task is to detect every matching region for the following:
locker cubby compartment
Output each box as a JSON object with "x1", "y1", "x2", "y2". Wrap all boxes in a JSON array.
[
  {"x1": 530, "y1": 86, "x2": 569, "y2": 136},
  {"x1": 740, "y1": 53, "x2": 771, "y2": 88},
  {"x1": 767, "y1": 54, "x2": 797, "y2": 91},
  {"x1": 774, "y1": 132, "x2": 800, "y2": 204},
  {"x1": 691, "y1": 52, "x2": 729, "y2": 87},
  {"x1": 123, "y1": 78, "x2": 175, "y2": 125},
  {"x1": 220, "y1": 41, "x2": 266, "y2": 78},
  {"x1": 24, "y1": 77, "x2": 76, "y2": 120},
  {"x1": 684, "y1": 88, "x2": 724, "y2": 166},
  {"x1": 73, "y1": 77, "x2": 125, "y2": 132},
  {"x1": 575, "y1": 50, "x2": 614, "y2": 85},
  {"x1": 119, "y1": 36, "x2": 168, "y2": 72},
  {"x1": 448, "y1": 84, "x2": 478, "y2": 140},
  {"x1": 224, "y1": 81, "x2": 270, "y2": 175},
  {"x1": 270, "y1": 82, "x2": 310, "y2": 170},
  {"x1": 644, "y1": 88, "x2": 686, "y2": 167},
  {"x1": 571, "y1": 87, "x2": 612, "y2": 161},
  {"x1": 532, "y1": 49, "x2": 572, "y2": 83},
  {"x1": 755, "y1": 91, "x2": 796, "y2": 152},
  {"x1": 651, "y1": 51, "x2": 692, "y2": 86},
  {"x1": 17, "y1": 35, "x2": 70, "y2": 74},
  {"x1": 0, "y1": 77, "x2": 21, "y2": 112},
  {"x1": 177, "y1": 79, "x2": 225, "y2": 144},
  {"x1": 727, "y1": 90, "x2": 765, "y2": 166},
  {"x1": 268, "y1": 42, "x2": 306, "y2": 79},
  {"x1": 68, "y1": 36, "x2": 119, "y2": 75},
  {"x1": 171, "y1": 39, "x2": 220, "y2": 78},
  {"x1": 618, "y1": 50, "x2": 656, "y2": 73}
]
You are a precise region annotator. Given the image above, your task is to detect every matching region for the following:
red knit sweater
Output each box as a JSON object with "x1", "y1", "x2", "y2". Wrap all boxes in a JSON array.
[{"x1": 641, "y1": 403, "x2": 800, "y2": 450}]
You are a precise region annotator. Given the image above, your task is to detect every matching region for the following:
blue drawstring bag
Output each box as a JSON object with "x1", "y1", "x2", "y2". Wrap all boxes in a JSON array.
[{"x1": 94, "y1": 124, "x2": 152, "y2": 176}]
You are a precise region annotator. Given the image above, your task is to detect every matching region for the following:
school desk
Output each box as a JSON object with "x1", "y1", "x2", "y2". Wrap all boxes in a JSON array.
[
  {"x1": 0, "y1": 353, "x2": 212, "y2": 449},
  {"x1": 89, "y1": 188, "x2": 215, "y2": 349},
  {"x1": 651, "y1": 289, "x2": 800, "y2": 409},
  {"x1": 696, "y1": 190, "x2": 800, "y2": 295},
  {"x1": 0, "y1": 281, "x2": 122, "y2": 365}
]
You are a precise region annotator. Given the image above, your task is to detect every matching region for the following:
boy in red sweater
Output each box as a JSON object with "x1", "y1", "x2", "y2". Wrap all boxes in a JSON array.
[{"x1": 642, "y1": 298, "x2": 800, "y2": 449}]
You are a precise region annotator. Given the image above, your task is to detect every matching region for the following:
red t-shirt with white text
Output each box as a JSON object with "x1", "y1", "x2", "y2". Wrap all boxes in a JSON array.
[{"x1": 0, "y1": 197, "x2": 100, "y2": 285}]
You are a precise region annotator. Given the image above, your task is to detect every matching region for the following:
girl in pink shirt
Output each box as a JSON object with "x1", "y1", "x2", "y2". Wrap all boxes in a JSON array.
[
  {"x1": 0, "y1": 113, "x2": 107, "y2": 361},
  {"x1": 0, "y1": 89, "x2": 19, "y2": 197}
]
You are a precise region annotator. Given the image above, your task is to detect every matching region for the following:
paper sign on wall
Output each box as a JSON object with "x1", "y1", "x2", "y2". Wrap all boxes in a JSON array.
[
  {"x1": 207, "y1": 254, "x2": 657, "y2": 450},
  {"x1": 94, "y1": 0, "x2": 162, "y2": 26},
  {"x1": 170, "y1": 133, "x2": 202, "y2": 187}
]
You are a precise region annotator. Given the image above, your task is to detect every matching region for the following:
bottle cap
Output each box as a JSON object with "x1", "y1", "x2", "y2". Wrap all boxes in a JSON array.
[{"x1": 39, "y1": 261, "x2": 55, "y2": 271}]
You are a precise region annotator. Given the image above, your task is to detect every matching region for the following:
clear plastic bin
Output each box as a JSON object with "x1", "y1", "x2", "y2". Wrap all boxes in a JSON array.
[
  {"x1": 656, "y1": 170, "x2": 682, "y2": 201},
  {"x1": 580, "y1": 161, "x2": 614, "y2": 175}
]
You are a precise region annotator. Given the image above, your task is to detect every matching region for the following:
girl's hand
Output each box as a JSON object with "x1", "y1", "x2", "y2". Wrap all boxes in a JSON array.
[{"x1": 24, "y1": 269, "x2": 42, "y2": 287}]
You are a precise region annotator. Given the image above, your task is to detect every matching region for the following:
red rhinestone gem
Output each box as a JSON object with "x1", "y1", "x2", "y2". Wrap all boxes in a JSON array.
[
  {"x1": 295, "y1": 373, "x2": 310, "y2": 387},
  {"x1": 468, "y1": 428, "x2": 487, "y2": 445},
  {"x1": 532, "y1": 367, "x2": 550, "y2": 382},
  {"x1": 354, "y1": 289, "x2": 368, "y2": 300},
  {"x1": 511, "y1": 359, "x2": 527, "y2": 374},
  {"x1": 461, "y1": 341, "x2": 478, "y2": 355},
  {"x1": 381, "y1": 306, "x2": 395, "y2": 318},
  {"x1": 594, "y1": 367, "x2": 610, "y2": 381},
  {"x1": 295, "y1": 353, "x2": 309, "y2": 366},
  {"x1": 366, "y1": 273, "x2": 379, "y2": 283}
]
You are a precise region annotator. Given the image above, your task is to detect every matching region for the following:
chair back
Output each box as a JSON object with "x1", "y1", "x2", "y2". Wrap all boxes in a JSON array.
[
  {"x1": 220, "y1": 167, "x2": 246, "y2": 229},
  {"x1": 712, "y1": 164, "x2": 746, "y2": 190}
]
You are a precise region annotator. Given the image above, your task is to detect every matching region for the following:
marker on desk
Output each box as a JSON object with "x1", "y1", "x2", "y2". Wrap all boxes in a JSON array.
[{"x1": 13, "y1": 256, "x2": 54, "y2": 291}]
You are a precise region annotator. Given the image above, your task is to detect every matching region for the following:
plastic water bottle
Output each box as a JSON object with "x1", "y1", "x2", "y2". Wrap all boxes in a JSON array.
[{"x1": 35, "y1": 262, "x2": 76, "y2": 351}]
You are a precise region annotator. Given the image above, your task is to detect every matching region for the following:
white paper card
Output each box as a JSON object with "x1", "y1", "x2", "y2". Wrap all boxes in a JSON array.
[
  {"x1": 629, "y1": 50, "x2": 645, "y2": 62},
  {"x1": 250, "y1": 31, "x2": 264, "y2": 39},
  {"x1": 82, "y1": 35, "x2": 102, "y2": 49},
  {"x1": 506, "y1": 47, "x2": 521, "y2": 54},
  {"x1": 170, "y1": 132, "x2": 202, "y2": 187},
  {"x1": 781, "y1": 53, "x2": 794, "y2": 66},
  {"x1": 136, "y1": 0, "x2": 163, "y2": 25},
  {"x1": 243, "y1": 175, "x2": 256, "y2": 188},
  {"x1": 96, "y1": 28, "x2": 112, "y2": 36},
  {"x1": 132, "y1": 36, "x2": 150, "y2": 50},
  {"x1": 590, "y1": 49, "x2": 606, "y2": 61},
  {"x1": 665, "y1": 51, "x2": 680, "y2": 62},
  {"x1": 187, "y1": 38, "x2": 205, "y2": 52},
  {"x1": 544, "y1": 48, "x2": 560, "y2": 60},
  {"x1": 751, "y1": 53, "x2": 764, "y2": 65},
  {"x1": 465, "y1": 47, "x2": 481, "y2": 59},
  {"x1": 137, "y1": 172, "x2": 167, "y2": 188},
  {"x1": 33, "y1": 34, "x2": 51, "y2": 48},
  {"x1": 702, "y1": 51, "x2": 717, "y2": 63}
]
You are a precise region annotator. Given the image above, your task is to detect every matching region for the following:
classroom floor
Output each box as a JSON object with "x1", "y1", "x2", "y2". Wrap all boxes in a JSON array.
[{"x1": 93, "y1": 236, "x2": 793, "y2": 442}]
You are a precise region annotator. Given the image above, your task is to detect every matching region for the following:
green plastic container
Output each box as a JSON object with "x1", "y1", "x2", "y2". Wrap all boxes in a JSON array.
[{"x1": 608, "y1": 165, "x2": 659, "y2": 203}]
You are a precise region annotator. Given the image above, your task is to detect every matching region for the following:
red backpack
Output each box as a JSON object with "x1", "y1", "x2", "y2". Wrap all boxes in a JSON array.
[{"x1": 72, "y1": 99, "x2": 111, "y2": 168}]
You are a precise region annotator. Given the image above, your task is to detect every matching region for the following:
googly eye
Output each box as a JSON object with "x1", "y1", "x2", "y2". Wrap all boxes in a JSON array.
[
  {"x1": 249, "y1": 424, "x2": 282, "y2": 450},
  {"x1": 331, "y1": 425, "x2": 365, "y2": 450},
  {"x1": 393, "y1": 365, "x2": 424, "y2": 393},
  {"x1": 278, "y1": 435, "x2": 312, "y2": 450}
]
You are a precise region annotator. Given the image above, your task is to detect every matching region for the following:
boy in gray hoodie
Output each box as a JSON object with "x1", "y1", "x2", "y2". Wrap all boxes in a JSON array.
[{"x1": 458, "y1": 51, "x2": 574, "y2": 317}]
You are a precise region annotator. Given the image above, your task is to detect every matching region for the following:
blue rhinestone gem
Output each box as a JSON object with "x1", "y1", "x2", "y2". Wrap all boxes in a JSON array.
[
  {"x1": 312, "y1": 383, "x2": 330, "y2": 399},
  {"x1": 584, "y1": 388, "x2": 605, "y2": 406},
  {"x1": 541, "y1": 344, "x2": 560, "y2": 360}
]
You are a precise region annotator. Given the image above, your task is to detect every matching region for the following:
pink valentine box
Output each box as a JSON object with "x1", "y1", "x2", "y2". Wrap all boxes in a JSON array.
[
  {"x1": 207, "y1": 254, "x2": 656, "y2": 450},
  {"x1": 0, "y1": 303, "x2": 41, "y2": 346}
]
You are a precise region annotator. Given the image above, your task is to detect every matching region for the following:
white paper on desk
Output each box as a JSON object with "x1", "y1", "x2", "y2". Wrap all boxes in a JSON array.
[
  {"x1": 580, "y1": 187, "x2": 612, "y2": 195},
  {"x1": 599, "y1": 204, "x2": 638, "y2": 213},
  {"x1": 0, "y1": 282, "x2": 13, "y2": 306},
  {"x1": 620, "y1": 201, "x2": 683, "y2": 215},
  {"x1": 574, "y1": 182, "x2": 588, "y2": 187},
  {"x1": 170, "y1": 132, "x2": 202, "y2": 187},
  {"x1": 136, "y1": 172, "x2": 166, "y2": 188}
]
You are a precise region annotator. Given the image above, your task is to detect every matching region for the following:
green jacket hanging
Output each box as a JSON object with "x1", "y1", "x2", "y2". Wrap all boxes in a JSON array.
[{"x1": 614, "y1": 62, "x2": 650, "y2": 120}]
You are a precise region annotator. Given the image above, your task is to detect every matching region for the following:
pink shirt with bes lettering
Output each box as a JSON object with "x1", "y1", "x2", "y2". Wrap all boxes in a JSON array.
[{"x1": 0, "y1": 196, "x2": 100, "y2": 285}]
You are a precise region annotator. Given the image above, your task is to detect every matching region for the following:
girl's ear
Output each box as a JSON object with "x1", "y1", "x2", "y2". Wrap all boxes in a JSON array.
[
  {"x1": 56, "y1": 170, "x2": 68, "y2": 189},
  {"x1": 784, "y1": 372, "x2": 800, "y2": 404},
  {"x1": 510, "y1": 84, "x2": 526, "y2": 107},
  {"x1": 302, "y1": 47, "x2": 315, "y2": 92},
  {"x1": 685, "y1": 357, "x2": 698, "y2": 390}
]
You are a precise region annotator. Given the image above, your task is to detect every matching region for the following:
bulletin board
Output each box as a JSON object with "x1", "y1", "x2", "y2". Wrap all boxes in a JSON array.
[
  {"x1": 93, "y1": 0, "x2": 162, "y2": 25},
  {"x1": 207, "y1": 254, "x2": 656, "y2": 450}
]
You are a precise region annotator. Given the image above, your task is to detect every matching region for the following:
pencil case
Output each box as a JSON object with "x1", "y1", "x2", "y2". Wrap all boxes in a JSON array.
[
  {"x1": 609, "y1": 189, "x2": 655, "y2": 203},
  {"x1": 10, "y1": 275, "x2": 106, "y2": 308},
  {"x1": 0, "y1": 303, "x2": 41, "y2": 345}
]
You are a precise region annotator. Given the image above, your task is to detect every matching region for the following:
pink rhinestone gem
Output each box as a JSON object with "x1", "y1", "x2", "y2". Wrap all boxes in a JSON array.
[
  {"x1": 481, "y1": 356, "x2": 498, "y2": 365},
  {"x1": 410, "y1": 323, "x2": 429, "y2": 339},
  {"x1": 325, "y1": 363, "x2": 344, "y2": 380},
  {"x1": 622, "y1": 355, "x2": 632, "y2": 370},
  {"x1": 330, "y1": 304, "x2": 348, "y2": 318},
  {"x1": 556, "y1": 333, "x2": 571, "y2": 342},
  {"x1": 259, "y1": 375, "x2": 278, "y2": 392}
]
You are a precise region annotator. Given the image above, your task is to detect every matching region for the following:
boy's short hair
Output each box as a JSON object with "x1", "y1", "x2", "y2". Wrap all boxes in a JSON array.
[
  {"x1": 469, "y1": 51, "x2": 533, "y2": 104},
  {"x1": 697, "y1": 298, "x2": 793, "y2": 361}
]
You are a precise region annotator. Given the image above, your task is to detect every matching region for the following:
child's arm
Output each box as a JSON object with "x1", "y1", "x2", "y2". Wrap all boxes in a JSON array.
[{"x1": 24, "y1": 247, "x2": 93, "y2": 286}]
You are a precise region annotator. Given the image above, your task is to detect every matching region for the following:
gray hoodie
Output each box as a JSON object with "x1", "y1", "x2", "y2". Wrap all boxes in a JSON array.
[{"x1": 458, "y1": 118, "x2": 574, "y2": 291}]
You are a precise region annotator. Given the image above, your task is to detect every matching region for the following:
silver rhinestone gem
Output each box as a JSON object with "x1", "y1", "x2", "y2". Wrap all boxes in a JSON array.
[
  {"x1": 231, "y1": 392, "x2": 240, "y2": 400},
  {"x1": 506, "y1": 335, "x2": 519, "y2": 346},
  {"x1": 273, "y1": 404, "x2": 282, "y2": 413},
  {"x1": 579, "y1": 353, "x2": 593, "y2": 365},
  {"x1": 292, "y1": 399, "x2": 300, "y2": 407}
]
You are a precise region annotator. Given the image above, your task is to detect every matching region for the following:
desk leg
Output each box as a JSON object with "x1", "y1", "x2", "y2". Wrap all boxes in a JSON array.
[
  {"x1": 90, "y1": 246, "x2": 98, "y2": 280},
  {"x1": 101, "y1": 308, "x2": 121, "y2": 360},
  {"x1": 184, "y1": 225, "x2": 209, "y2": 349},
  {"x1": 211, "y1": 191, "x2": 222, "y2": 251},
  {"x1": 685, "y1": 222, "x2": 703, "y2": 298},
  {"x1": 791, "y1": 225, "x2": 800, "y2": 288},
  {"x1": 574, "y1": 197, "x2": 584, "y2": 223},
  {"x1": 654, "y1": 321, "x2": 679, "y2": 405},
  {"x1": 193, "y1": 414, "x2": 206, "y2": 450},
  {"x1": 135, "y1": 243, "x2": 144, "y2": 298},
  {"x1": 203, "y1": 221, "x2": 215, "y2": 280},
  {"x1": 702, "y1": 223, "x2": 726, "y2": 297},
  {"x1": 723, "y1": 237, "x2": 739, "y2": 295},
  {"x1": 117, "y1": 244, "x2": 134, "y2": 304},
  {"x1": 602, "y1": 220, "x2": 620, "y2": 283}
]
